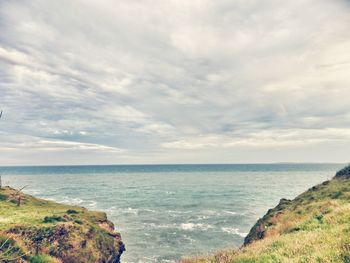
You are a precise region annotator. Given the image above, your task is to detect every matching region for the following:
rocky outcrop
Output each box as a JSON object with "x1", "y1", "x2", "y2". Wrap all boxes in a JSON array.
[
  {"x1": 0, "y1": 187, "x2": 125, "y2": 263},
  {"x1": 243, "y1": 198, "x2": 292, "y2": 245},
  {"x1": 182, "y1": 165, "x2": 350, "y2": 262},
  {"x1": 335, "y1": 164, "x2": 350, "y2": 179},
  {"x1": 244, "y1": 165, "x2": 350, "y2": 246}
]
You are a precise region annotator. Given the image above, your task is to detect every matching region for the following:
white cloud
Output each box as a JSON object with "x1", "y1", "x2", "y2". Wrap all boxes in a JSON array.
[
  {"x1": 0, "y1": 0, "x2": 350, "y2": 164},
  {"x1": 162, "y1": 128, "x2": 350, "y2": 150},
  {"x1": 0, "y1": 133, "x2": 121, "y2": 152}
]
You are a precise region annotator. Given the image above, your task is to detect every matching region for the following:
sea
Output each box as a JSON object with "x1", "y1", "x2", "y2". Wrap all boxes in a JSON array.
[{"x1": 0, "y1": 163, "x2": 343, "y2": 262}]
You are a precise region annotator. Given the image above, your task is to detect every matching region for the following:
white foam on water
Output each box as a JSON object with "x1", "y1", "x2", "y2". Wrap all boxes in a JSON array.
[
  {"x1": 145, "y1": 223, "x2": 176, "y2": 229},
  {"x1": 167, "y1": 210, "x2": 192, "y2": 214},
  {"x1": 196, "y1": 215, "x2": 210, "y2": 220},
  {"x1": 201, "y1": 210, "x2": 218, "y2": 215},
  {"x1": 221, "y1": 227, "x2": 248, "y2": 237},
  {"x1": 183, "y1": 234, "x2": 196, "y2": 243},
  {"x1": 87, "y1": 200, "x2": 97, "y2": 208},
  {"x1": 124, "y1": 207, "x2": 139, "y2": 215},
  {"x1": 105, "y1": 206, "x2": 117, "y2": 213},
  {"x1": 180, "y1": 223, "x2": 213, "y2": 231},
  {"x1": 61, "y1": 197, "x2": 84, "y2": 205},
  {"x1": 223, "y1": 210, "x2": 237, "y2": 215},
  {"x1": 143, "y1": 208, "x2": 156, "y2": 213}
]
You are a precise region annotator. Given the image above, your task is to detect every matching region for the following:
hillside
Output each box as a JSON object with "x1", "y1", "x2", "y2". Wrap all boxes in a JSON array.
[
  {"x1": 182, "y1": 165, "x2": 350, "y2": 262},
  {"x1": 0, "y1": 187, "x2": 125, "y2": 263}
]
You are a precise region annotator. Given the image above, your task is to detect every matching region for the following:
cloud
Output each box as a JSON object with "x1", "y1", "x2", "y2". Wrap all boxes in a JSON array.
[
  {"x1": 162, "y1": 128, "x2": 350, "y2": 150},
  {"x1": 0, "y1": 0, "x2": 350, "y2": 164},
  {"x1": 0, "y1": 133, "x2": 122, "y2": 152}
]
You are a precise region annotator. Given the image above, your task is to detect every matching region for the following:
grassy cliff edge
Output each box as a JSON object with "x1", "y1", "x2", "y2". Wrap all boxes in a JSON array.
[
  {"x1": 182, "y1": 165, "x2": 350, "y2": 263},
  {"x1": 0, "y1": 187, "x2": 125, "y2": 263}
]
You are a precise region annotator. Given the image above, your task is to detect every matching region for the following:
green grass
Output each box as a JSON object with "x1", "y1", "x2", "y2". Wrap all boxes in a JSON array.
[
  {"x1": 0, "y1": 186, "x2": 124, "y2": 262},
  {"x1": 30, "y1": 255, "x2": 57, "y2": 263},
  {"x1": 0, "y1": 187, "x2": 106, "y2": 230},
  {"x1": 181, "y1": 177, "x2": 350, "y2": 263}
]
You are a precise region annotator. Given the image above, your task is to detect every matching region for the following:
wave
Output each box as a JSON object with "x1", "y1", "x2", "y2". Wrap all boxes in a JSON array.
[
  {"x1": 138, "y1": 257, "x2": 176, "y2": 263},
  {"x1": 183, "y1": 234, "x2": 195, "y2": 243},
  {"x1": 222, "y1": 210, "x2": 237, "y2": 215},
  {"x1": 180, "y1": 223, "x2": 213, "y2": 231},
  {"x1": 196, "y1": 215, "x2": 210, "y2": 220},
  {"x1": 144, "y1": 223, "x2": 176, "y2": 229},
  {"x1": 61, "y1": 197, "x2": 84, "y2": 204},
  {"x1": 167, "y1": 210, "x2": 192, "y2": 214},
  {"x1": 27, "y1": 189, "x2": 42, "y2": 195},
  {"x1": 124, "y1": 207, "x2": 139, "y2": 215},
  {"x1": 86, "y1": 200, "x2": 97, "y2": 208},
  {"x1": 106, "y1": 207, "x2": 157, "y2": 215},
  {"x1": 143, "y1": 208, "x2": 156, "y2": 213},
  {"x1": 221, "y1": 227, "x2": 247, "y2": 237}
]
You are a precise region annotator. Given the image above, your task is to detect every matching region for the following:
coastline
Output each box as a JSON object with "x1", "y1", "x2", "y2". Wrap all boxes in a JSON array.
[
  {"x1": 0, "y1": 187, "x2": 125, "y2": 263},
  {"x1": 181, "y1": 165, "x2": 350, "y2": 262},
  {"x1": 1, "y1": 164, "x2": 349, "y2": 262}
]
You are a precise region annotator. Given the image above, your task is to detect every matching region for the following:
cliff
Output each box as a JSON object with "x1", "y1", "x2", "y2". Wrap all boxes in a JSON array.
[
  {"x1": 182, "y1": 165, "x2": 350, "y2": 262},
  {"x1": 0, "y1": 187, "x2": 125, "y2": 263}
]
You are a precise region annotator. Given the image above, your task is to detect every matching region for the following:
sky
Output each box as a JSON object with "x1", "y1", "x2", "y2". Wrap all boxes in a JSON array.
[{"x1": 0, "y1": 0, "x2": 350, "y2": 165}]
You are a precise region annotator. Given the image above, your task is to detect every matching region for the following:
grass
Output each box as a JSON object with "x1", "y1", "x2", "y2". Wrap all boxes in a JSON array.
[
  {"x1": 181, "y1": 177, "x2": 350, "y2": 263},
  {"x1": 0, "y1": 187, "x2": 106, "y2": 231},
  {"x1": 0, "y1": 235, "x2": 29, "y2": 262},
  {"x1": 30, "y1": 255, "x2": 58, "y2": 263},
  {"x1": 0, "y1": 186, "x2": 124, "y2": 262}
]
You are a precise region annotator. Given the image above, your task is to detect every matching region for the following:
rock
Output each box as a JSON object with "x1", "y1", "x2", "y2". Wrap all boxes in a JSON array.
[
  {"x1": 334, "y1": 164, "x2": 350, "y2": 179},
  {"x1": 243, "y1": 198, "x2": 291, "y2": 246}
]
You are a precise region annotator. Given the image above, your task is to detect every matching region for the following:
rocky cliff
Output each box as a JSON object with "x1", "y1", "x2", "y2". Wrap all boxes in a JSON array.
[
  {"x1": 244, "y1": 165, "x2": 350, "y2": 247},
  {"x1": 0, "y1": 187, "x2": 125, "y2": 263},
  {"x1": 182, "y1": 164, "x2": 350, "y2": 262}
]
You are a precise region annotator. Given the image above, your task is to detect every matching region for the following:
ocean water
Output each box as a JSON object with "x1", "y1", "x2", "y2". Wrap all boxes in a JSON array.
[{"x1": 0, "y1": 163, "x2": 343, "y2": 262}]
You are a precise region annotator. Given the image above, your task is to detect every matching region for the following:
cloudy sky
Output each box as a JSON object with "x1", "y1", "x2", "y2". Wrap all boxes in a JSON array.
[{"x1": 0, "y1": 0, "x2": 350, "y2": 165}]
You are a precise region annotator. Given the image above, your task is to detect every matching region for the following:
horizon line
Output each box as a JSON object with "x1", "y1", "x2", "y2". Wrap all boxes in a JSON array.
[{"x1": 0, "y1": 162, "x2": 346, "y2": 168}]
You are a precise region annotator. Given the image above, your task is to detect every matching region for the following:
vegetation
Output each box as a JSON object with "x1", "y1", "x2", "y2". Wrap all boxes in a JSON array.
[
  {"x1": 182, "y1": 167, "x2": 350, "y2": 263},
  {"x1": 0, "y1": 186, "x2": 124, "y2": 262}
]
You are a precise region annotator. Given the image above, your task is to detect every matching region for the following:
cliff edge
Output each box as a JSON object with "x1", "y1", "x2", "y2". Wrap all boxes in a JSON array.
[
  {"x1": 0, "y1": 187, "x2": 125, "y2": 263},
  {"x1": 182, "y1": 165, "x2": 350, "y2": 262}
]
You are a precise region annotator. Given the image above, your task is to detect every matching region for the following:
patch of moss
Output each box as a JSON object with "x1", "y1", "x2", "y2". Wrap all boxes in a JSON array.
[
  {"x1": 66, "y1": 209, "x2": 78, "y2": 214},
  {"x1": 74, "y1": 219, "x2": 83, "y2": 225},
  {"x1": 43, "y1": 216, "x2": 66, "y2": 223},
  {"x1": 0, "y1": 193, "x2": 7, "y2": 201}
]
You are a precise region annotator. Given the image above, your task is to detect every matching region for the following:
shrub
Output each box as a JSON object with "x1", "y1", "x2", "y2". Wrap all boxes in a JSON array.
[
  {"x1": 74, "y1": 219, "x2": 83, "y2": 224},
  {"x1": 66, "y1": 209, "x2": 78, "y2": 214},
  {"x1": 0, "y1": 193, "x2": 6, "y2": 201},
  {"x1": 330, "y1": 191, "x2": 342, "y2": 199},
  {"x1": 43, "y1": 216, "x2": 66, "y2": 223},
  {"x1": 315, "y1": 214, "x2": 324, "y2": 223}
]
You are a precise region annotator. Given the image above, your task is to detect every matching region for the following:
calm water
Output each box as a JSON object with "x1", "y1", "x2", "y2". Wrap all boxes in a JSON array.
[{"x1": 0, "y1": 164, "x2": 343, "y2": 262}]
